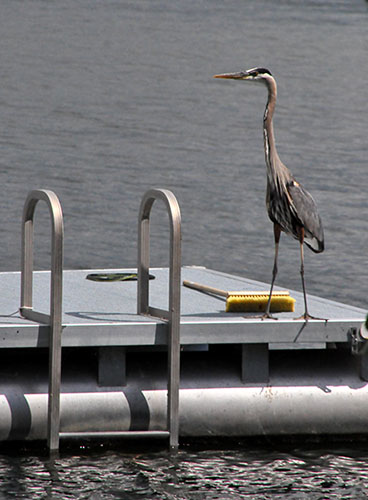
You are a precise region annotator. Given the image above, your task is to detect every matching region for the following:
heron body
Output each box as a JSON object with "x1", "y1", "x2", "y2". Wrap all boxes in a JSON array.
[{"x1": 214, "y1": 67, "x2": 324, "y2": 320}]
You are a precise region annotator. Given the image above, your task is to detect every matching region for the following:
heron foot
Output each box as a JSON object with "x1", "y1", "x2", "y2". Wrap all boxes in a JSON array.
[
  {"x1": 261, "y1": 312, "x2": 278, "y2": 321},
  {"x1": 243, "y1": 312, "x2": 278, "y2": 320},
  {"x1": 293, "y1": 313, "x2": 327, "y2": 322}
]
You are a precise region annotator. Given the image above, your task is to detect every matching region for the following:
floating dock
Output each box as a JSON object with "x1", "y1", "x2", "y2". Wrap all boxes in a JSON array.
[
  {"x1": 0, "y1": 188, "x2": 367, "y2": 451},
  {"x1": 1, "y1": 265, "x2": 367, "y2": 445}
]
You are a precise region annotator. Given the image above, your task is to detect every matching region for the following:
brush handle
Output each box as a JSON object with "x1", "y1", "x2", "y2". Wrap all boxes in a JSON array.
[{"x1": 183, "y1": 280, "x2": 228, "y2": 297}]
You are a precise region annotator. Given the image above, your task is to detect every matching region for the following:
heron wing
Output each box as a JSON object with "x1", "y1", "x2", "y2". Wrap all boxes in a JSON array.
[{"x1": 286, "y1": 179, "x2": 324, "y2": 253}]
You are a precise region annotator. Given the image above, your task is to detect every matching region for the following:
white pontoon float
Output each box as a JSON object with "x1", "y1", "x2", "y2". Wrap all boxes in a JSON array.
[{"x1": 0, "y1": 189, "x2": 366, "y2": 452}]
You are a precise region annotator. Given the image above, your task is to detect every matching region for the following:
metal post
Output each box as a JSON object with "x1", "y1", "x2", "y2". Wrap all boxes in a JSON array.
[
  {"x1": 20, "y1": 190, "x2": 64, "y2": 452},
  {"x1": 138, "y1": 188, "x2": 181, "y2": 450}
]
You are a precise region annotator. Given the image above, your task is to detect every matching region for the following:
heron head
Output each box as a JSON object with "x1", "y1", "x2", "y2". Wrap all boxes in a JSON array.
[{"x1": 213, "y1": 67, "x2": 272, "y2": 83}]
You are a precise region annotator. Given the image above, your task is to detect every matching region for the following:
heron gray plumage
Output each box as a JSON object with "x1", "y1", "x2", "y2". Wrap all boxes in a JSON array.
[{"x1": 214, "y1": 67, "x2": 324, "y2": 320}]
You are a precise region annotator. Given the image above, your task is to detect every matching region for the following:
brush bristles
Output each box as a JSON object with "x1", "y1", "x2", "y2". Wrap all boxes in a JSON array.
[{"x1": 226, "y1": 293, "x2": 295, "y2": 313}]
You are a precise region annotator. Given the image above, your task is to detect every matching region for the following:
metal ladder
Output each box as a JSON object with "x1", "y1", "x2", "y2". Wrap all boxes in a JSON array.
[
  {"x1": 138, "y1": 188, "x2": 182, "y2": 450},
  {"x1": 19, "y1": 188, "x2": 181, "y2": 452},
  {"x1": 20, "y1": 189, "x2": 64, "y2": 453}
]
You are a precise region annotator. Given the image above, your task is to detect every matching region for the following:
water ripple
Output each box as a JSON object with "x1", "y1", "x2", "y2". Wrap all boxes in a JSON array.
[{"x1": 2, "y1": 444, "x2": 367, "y2": 499}]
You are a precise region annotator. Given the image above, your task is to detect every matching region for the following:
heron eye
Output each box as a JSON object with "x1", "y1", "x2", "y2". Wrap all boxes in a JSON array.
[{"x1": 250, "y1": 71, "x2": 258, "y2": 77}]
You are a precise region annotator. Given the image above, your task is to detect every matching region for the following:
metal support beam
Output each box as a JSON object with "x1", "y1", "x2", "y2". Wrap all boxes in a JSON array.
[
  {"x1": 98, "y1": 347, "x2": 127, "y2": 387},
  {"x1": 242, "y1": 344, "x2": 269, "y2": 383},
  {"x1": 20, "y1": 190, "x2": 64, "y2": 452},
  {"x1": 138, "y1": 188, "x2": 181, "y2": 450}
]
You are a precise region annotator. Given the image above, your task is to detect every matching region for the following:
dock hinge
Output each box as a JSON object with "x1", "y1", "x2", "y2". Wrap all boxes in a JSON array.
[
  {"x1": 349, "y1": 327, "x2": 368, "y2": 356},
  {"x1": 349, "y1": 327, "x2": 368, "y2": 381}
]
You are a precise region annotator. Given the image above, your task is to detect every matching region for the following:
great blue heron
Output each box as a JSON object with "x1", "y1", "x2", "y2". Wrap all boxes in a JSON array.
[{"x1": 214, "y1": 67, "x2": 324, "y2": 321}]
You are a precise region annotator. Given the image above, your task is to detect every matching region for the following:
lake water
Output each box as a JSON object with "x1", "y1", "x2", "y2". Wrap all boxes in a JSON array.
[
  {"x1": 1, "y1": 439, "x2": 368, "y2": 499},
  {"x1": 0, "y1": 0, "x2": 368, "y2": 497}
]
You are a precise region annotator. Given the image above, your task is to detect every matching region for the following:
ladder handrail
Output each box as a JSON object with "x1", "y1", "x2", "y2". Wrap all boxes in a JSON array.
[
  {"x1": 137, "y1": 188, "x2": 181, "y2": 450},
  {"x1": 20, "y1": 189, "x2": 64, "y2": 453}
]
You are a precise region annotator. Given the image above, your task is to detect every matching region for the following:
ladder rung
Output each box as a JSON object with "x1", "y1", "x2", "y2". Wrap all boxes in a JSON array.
[{"x1": 60, "y1": 431, "x2": 170, "y2": 439}]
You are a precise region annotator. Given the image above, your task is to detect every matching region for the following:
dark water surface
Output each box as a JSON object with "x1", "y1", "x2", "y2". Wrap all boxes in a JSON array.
[
  {"x1": 1, "y1": 0, "x2": 368, "y2": 497},
  {"x1": 1, "y1": 440, "x2": 368, "y2": 499}
]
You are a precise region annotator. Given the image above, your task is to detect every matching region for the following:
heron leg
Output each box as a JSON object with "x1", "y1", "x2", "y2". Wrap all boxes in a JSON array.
[
  {"x1": 261, "y1": 224, "x2": 281, "y2": 320},
  {"x1": 299, "y1": 230, "x2": 309, "y2": 319},
  {"x1": 294, "y1": 227, "x2": 325, "y2": 322}
]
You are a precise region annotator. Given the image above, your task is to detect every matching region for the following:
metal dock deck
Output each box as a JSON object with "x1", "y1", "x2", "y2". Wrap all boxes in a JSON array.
[{"x1": 0, "y1": 265, "x2": 365, "y2": 349}]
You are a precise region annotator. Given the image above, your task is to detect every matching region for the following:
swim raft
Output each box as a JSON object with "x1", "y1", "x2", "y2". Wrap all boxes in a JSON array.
[{"x1": 0, "y1": 188, "x2": 366, "y2": 451}]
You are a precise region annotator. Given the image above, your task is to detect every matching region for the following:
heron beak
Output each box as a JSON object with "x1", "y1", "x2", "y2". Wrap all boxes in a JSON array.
[{"x1": 213, "y1": 71, "x2": 247, "y2": 80}]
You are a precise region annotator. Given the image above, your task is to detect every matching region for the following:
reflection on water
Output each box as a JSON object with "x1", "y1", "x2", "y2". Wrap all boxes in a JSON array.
[{"x1": 1, "y1": 440, "x2": 368, "y2": 499}]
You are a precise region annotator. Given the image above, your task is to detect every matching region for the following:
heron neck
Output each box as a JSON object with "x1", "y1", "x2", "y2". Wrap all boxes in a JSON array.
[{"x1": 263, "y1": 77, "x2": 280, "y2": 179}]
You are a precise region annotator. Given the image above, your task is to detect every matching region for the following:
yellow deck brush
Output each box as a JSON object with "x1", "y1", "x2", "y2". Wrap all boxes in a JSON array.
[{"x1": 183, "y1": 280, "x2": 295, "y2": 313}]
